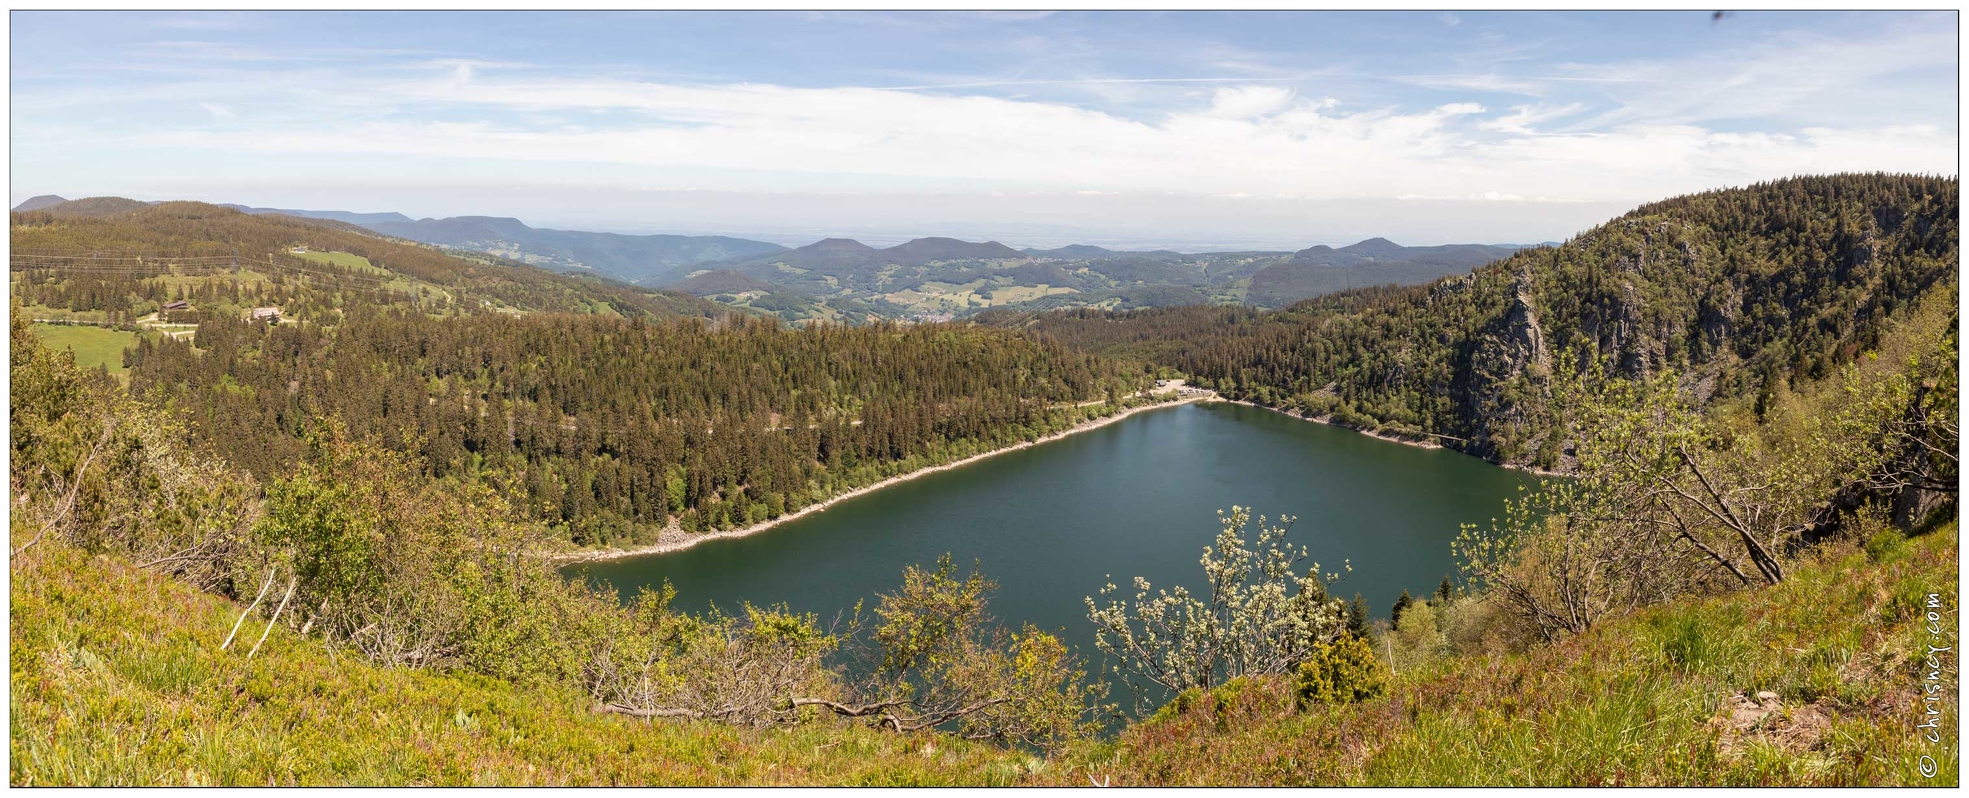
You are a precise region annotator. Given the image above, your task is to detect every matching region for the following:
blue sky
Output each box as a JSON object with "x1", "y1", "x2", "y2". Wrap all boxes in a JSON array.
[{"x1": 11, "y1": 11, "x2": 1958, "y2": 249}]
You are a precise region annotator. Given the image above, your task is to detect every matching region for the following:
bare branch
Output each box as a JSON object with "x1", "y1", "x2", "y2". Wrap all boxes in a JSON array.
[
  {"x1": 248, "y1": 577, "x2": 299, "y2": 659},
  {"x1": 222, "y1": 566, "x2": 279, "y2": 650}
]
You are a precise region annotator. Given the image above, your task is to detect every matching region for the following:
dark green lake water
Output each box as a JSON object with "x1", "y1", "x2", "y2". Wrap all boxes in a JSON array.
[{"x1": 567, "y1": 401, "x2": 1539, "y2": 671}]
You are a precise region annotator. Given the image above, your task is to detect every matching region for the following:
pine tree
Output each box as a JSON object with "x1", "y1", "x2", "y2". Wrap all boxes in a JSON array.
[
  {"x1": 1390, "y1": 589, "x2": 1414, "y2": 628},
  {"x1": 1346, "y1": 593, "x2": 1371, "y2": 639}
]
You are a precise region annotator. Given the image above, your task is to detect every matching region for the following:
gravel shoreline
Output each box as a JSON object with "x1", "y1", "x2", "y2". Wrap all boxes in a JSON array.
[{"x1": 548, "y1": 393, "x2": 1211, "y2": 563}]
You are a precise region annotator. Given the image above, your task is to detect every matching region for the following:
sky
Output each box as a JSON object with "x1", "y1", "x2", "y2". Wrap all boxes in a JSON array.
[{"x1": 10, "y1": 11, "x2": 1959, "y2": 250}]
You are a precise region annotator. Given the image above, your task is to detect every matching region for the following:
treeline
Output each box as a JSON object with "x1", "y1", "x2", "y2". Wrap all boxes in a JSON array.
[
  {"x1": 12, "y1": 264, "x2": 424, "y2": 327},
  {"x1": 128, "y1": 310, "x2": 1149, "y2": 545},
  {"x1": 990, "y1": 174, "x2": 1958, "y2": 468}
]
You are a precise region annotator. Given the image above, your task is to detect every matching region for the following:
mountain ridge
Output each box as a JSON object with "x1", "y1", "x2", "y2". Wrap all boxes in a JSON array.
[
  {"x1": 1247, "y1": 239, "x2": 1525, "y2": 307},
  {"x1": 10, "y1": 198, "x2": 733, "y2": 320},
  {"x1": 221, "y1": 204, "x2": 416, "y2": 226},
  {"x1": 11, "y1": 194, "x2": 69, "y2": 212},
  {"x1": 17, "y1": 193, "x2": 1528, "y2": 319},
  {"x1": 362, "y1": 216, "x2": 788, "y2": 285}
]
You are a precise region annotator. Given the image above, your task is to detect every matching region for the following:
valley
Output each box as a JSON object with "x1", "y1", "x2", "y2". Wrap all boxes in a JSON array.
[
  {"x1": 29, "y1": 197, "x2": 1537, "y2": 321},
  {"x1": 9, "y1": 174, "x2": 1958, "y2": 787}
]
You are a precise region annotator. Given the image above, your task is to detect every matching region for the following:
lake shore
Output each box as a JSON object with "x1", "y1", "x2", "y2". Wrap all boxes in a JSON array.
[
  {"x1": 1203, "y1": 397, "x2": 1569, "y2": 478},
  {"x1": 548, "y1": 392, "x2": 1212, "y2": 563}
]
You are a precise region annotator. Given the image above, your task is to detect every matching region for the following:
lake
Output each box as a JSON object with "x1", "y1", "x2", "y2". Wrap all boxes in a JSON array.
[{"x1": 567, "y1": 401, "x2": 1538, "y2": 696}]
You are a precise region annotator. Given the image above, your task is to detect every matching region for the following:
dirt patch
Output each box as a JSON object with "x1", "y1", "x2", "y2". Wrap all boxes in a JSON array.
[{"x1": 1711, "y1": 691, "x2": 1836, "y2": 755}]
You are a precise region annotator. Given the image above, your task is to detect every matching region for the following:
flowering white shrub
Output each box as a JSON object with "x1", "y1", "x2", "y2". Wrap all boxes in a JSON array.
[{"x1": 1085, "y1": 506, "x2": 1348, "y2": 701}]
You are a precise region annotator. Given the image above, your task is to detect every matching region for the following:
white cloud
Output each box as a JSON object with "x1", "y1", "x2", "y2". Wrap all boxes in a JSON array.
[
  {"x1": 1396, "y1": 73, "x2": 1546, "y2": 96},
  {"x1": 79, "y1": 70, "x2": 1949, "y2": 206},
  {"x1": 88, "y1": 70, "x2": 1937, "y2": 207},
  {"x1": 13, "y1": 19, "x2": 1957, "y2": 218},
  {"x1": 1552, "y1": 18, "x2": 1955, "y2": 131},
  {"x1": 1479, "y1": 103, "x2": 1586, "y2": 135},
  {"x1": 1206, "y1": 85, "x2": 1293, "y2": 118}
]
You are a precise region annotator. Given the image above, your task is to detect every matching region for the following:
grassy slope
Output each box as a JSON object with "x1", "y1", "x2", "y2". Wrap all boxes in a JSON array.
[
  {"x1": 7, "y1": 541, "x2": 1029, "y2": 786},
  {"x1": 13, "y1": 520, "x2": 1955, "y2": 786},
  {"x1": 26, "y1": 324, "x2": 136, "y2": 376},
  {"x1": 1041, "y1": 523, "x2": 1960, "y2": 786},
  {"x1": 293, "y1": 250, "x2": 377, "y2": 271}
]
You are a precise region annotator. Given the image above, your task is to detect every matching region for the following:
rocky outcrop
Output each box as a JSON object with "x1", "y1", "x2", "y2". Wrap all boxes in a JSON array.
[{"x1": 1458, "y1": 267, "x2": 1552, "y2": 464}]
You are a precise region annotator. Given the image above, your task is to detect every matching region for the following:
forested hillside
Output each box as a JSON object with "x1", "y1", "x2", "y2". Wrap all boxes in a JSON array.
[
  {"x1": 129, "y1": 312, "x2": 1144, "y2": 545},
  {"x1": 12, "y1": 200, "x2": 731, "y2": 321},
  {"x1": 12, "y1": 199, "x2": 1152, "y2": 547},
  {"x1": 991, "y1": 174, "x2": 1958, "y2": 468}
]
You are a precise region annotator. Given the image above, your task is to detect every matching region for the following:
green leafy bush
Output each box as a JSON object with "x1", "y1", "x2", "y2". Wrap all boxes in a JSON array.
[
  {"x1": 1294, "y1": 635, "x2": 1389, "y2": 707},
  {"x1": 1864, "y1": 529, "x2": 1909, "y2": 563}
]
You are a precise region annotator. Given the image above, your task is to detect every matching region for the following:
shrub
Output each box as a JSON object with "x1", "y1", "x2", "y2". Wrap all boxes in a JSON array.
[
  {"x1": 1146, "y1": 676, "x2": 1294, "y2": 733},
  {"x1": 592, "y1": 555, "x2": 1104, "y2": 752},
  {"x1": 1855, "y1": 507, "x2": 1910, "y2": 563},
  {"x1": 1294, "y1": 635, "x2": 1389, "y2": 707},
  {"x1": 1864, "y1": 528, "x2": 1910, "y2": 563},
  {"x1": 1086, "y1": 507, "x2": 1348, "y2": 706},
  {"x1": 9, "y1": 307, "x2": 264, "y2": 593},
  {"x1": 257, "y1": 419, "x2": 611, "y2": 681},
  {"x1": 1387, "y1": 600, "x2": 1447, "y2": 670},
  {"x1": 1435, "y1": 593, "x2": 1531, "y2": 656}
]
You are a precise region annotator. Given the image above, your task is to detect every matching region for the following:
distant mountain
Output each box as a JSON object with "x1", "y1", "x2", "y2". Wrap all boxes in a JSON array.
[
  {"x1": 25, "y1": 197, "x2": 154, "y2": 217},
  {"x1": 1246, "y1": 239, "x2": 1522, "y2": 308},
  {"x1": 11, "y1": 198, "x2": 733, "y2": 320},
  {"x1": 18, "y1": 189, "x2": 1534, "y2": 320},
  {"x1": 19, "y1": 196, "x2": 789, "y2": 285},
  {"x1": 362, "y1": 216, "x2": 788, "y2": 285},
  {"x1": 721, "y1": 235, "x2": 1029, "y2": 286},
  {"x1": 1083, "y1": 256, "x2": 1210, "y2": 286},
  {"x1": 368, "y1": 215, "x2": 532, "y2": 242},
  {"x1": 221, "y1": 204, "x2": 415, "y2": 226},
  {"x1": 883, "y1": 237, "x2": 1024, "y2": 264},
  {"x1": 1333, "y1": 236, "x2": 1406, "y2": 259},
  {"x1": 746, "y1": 236, "x2": 1023, "y2": 269},
  {"x1": 1021, "y1": 244, "x2": 1189, "y2": 260},
  {"x1": 807, "y1": 238, "x2": 878, "y2": 254},
  {"x1": 1022, "y1": 244, "x2": 1112, "y2": 259},
  {"x1": 669, "y1": 269, "x2": 774, "y2": 296},
  {"x1": 761, "y1": 238, "x2": 885, "y2": 272},
  {"x1": 12, "y1": 195, "x2": 69, "y2": 212},
  {"x1": 1285, "y1": 239, "x2": 1518, "y2": 270}
]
